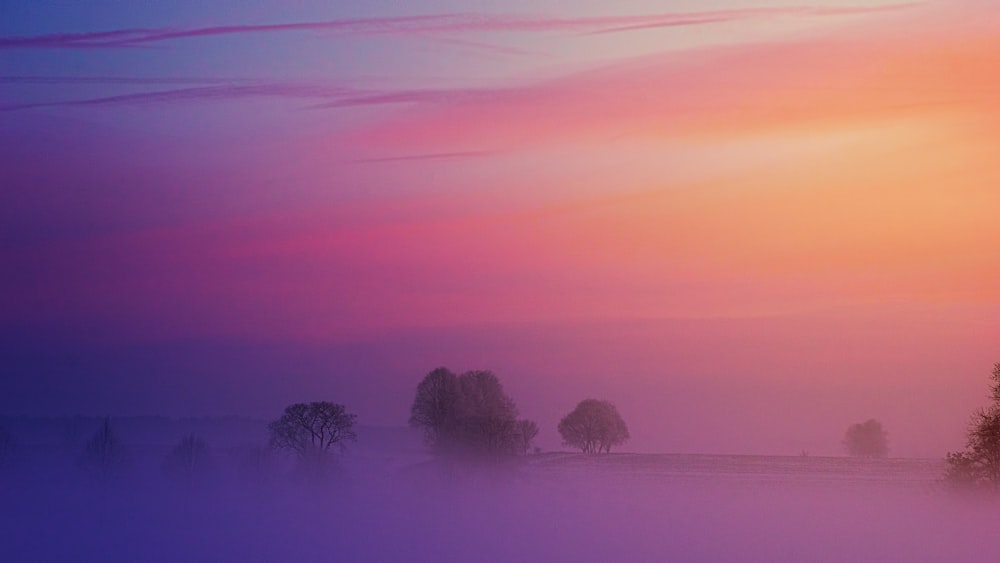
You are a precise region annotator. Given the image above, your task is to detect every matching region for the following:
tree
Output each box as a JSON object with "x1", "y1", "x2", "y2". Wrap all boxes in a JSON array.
[
  {"x1": 945, "y1": 363, "x2": 1000, "y2": 490},
  {"x1": 514, "y1": 419, "x2": 540, "y2": 455},
  {"x1": 843, "y1": 419, "x2": 889, "y2": 458},
  {"x1": 454, "y1": 370, "x2": 521, "y2": 458},
  {"x1": 409, "y1": 367, "x2": 538, "y2": 459},
  {"x1": 558, "y1": 399, "x2": 630, "y2": 454},
  {"x1": 409, "y1": 367, "x2": 463, "y2": 451},
  {"x1": 990, "y1": 362, "x2": 1000, "y2": 403},
  {"x1": 268, "y1": 402, "x2": 357, "y2": 470},
  {"x1": 82, "y1": 417, "x2": 126, "y2": 478},
  {"x1": 163, "y1": 433, "x2": 211, "y2": 486}
]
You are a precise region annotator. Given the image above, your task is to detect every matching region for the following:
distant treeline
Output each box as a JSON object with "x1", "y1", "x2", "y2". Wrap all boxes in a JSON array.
[
  {"x1": 0, "y1": 366, "x2": 632, "y2": 482},
  {"x1": 7, "y1": 362, "x2": 998, "y2": 491}
]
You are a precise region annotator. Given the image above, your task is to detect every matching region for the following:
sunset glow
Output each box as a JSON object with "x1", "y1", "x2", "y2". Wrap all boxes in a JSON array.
[{"x1": 2, "y1": 0, "x2": 999, "y2": 457}]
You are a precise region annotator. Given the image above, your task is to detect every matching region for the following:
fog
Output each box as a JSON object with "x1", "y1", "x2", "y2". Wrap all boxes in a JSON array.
[
  {"x1": 5, "y1": 307, "x2": 996, "y2": 458},
  {"x1": 1, "y1": 419, "x2": 996, "y2": 562}
]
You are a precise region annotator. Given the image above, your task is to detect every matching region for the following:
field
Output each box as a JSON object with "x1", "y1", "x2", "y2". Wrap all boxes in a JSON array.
[
  {"x1": 528, "y1": 452, "x2": 943, "y2": 489},
  {"x1": 5, "y1": 445, "x2": 995, "y2": 562}
]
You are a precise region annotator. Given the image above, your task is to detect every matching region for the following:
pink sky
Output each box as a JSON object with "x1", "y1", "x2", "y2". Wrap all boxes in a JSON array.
[{"x1": 2, "y1": 0, "x2": 998, "y2": 456}]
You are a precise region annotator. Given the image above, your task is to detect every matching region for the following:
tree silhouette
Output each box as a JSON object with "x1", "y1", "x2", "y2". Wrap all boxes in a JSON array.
[
  {"x1": 163, "y1": 433, "x2": 211, "y2": 487},
  {"x1": 409, "y1": 367, "x2": 538, "y2": 459},
  {"x1": 558, "y1": 399, "x2": 630, "y2": 454},
  {"x1": 409, "y1": 367, "x2": 463, "y2": 451},
  {"x1": 268, "y1": 402, "x2": 357, "y2": 472},
  {"x1": 843, "y1": 419, "x2": 889, "y2": 458},
  {"x1": 82, "y1": 417, "x2": 126, "y2": 479},
  {"x1": 514, "y1": 419, "x2": 540, "y2": 455},
  {"x1": 946, "y1": 363, "x2": 1000, "y2": 490},
  {"x1": 454, "y1": 370, "x2": 520, "y2": 458}
]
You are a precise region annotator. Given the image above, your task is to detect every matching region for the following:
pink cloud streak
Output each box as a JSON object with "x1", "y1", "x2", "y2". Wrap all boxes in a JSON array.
[
  {"x1": 334, "y1": 24, "x2": 1000, "y2": 156},
  {"x1": 0, "y1": 3, "x2": 922, "y2": 49}
]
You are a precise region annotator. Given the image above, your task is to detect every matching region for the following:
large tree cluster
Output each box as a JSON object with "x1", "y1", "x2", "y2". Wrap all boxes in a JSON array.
[{"x1": 409, "y1": 367, "x2": 538, "y2": 459}]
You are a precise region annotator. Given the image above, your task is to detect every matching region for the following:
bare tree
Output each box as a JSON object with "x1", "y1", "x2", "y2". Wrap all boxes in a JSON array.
[
  {"x1": 843, "y1": 419, "x2": 889, "y2": 458},
  {"x1": 514, "y1": 420, "x2": 540, "y2": 455},
  {"x1": 946, "y1": 363, "x2": 1000, "y2": 490},
  {"x1": 989, "y1": 362, "x2": 1000, "y2": 403},
  {"x1": 409, "y1": 367, "x2": 538, "y2": 459},
  {"x1": 82, "y1": 417, "x2": 126, "y2": 478},
  {"x1": 969, "y1": 407, "x2": 1000, "y2": 482},
  {"x1": 163, "y1": 433, "x2": 211, "y2": 486},
  {"x1": 558, "y1": 399, "x2": 630, "y2": 454},
  {"x1": 268, "y1": 402, "x2": 357, "y2": 472}
]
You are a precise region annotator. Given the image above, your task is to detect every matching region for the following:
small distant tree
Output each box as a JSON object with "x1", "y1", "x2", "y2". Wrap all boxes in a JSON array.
[
  {"x1": 409, "y1": 367, "x2": 538, "y2": 460},
  {"x1": 945, "y1": 363, "x2": 1000, "y2": 490},
  {"x1": 514, "y1": 419, "x2": 540, "y2": 455},
  {"x1": 843, "y1": 419, "x2": 889, "y2": 458},
  {"x1": 82, "y1": 417, "x2": 126, "y2": 478},
  {"x1": 268, "y1": 402, "x2": 357, "y2": 473},
  {"x1": 163, "y1": 433, "x2": 211, "y2": 486},
  {"x1": 558, "y1": 399, "x2": 630, "y2": 454}
]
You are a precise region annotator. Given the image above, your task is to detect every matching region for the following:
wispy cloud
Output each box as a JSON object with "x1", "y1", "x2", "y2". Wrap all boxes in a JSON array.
[
  {"x1": 0, "y1": 3, "x2": 924, "y2": 49},
  {"x1": 351, "y1": 150, "x2": 498, "y2": 163},
  {"x1": 0, "y1": 75, "x2": 257, "y2": 86},
  {"x1": 313, "y1": 87, "x2": 512, "y2": 109},
  {"x1": 0, "y1": 82, "x2": 354, "y2": 111},
  {"x1": 409, "y1": 34, "x2": 545, "y2": 57},
  {"x1": 325, "y1": 26, "x2": 1000, "y2": 155},
  {"x1": 0, "y1": 77, "x2": 505, "y2": 112},
  {"x1": 0, "y1": 29, "x2": 158, "y2": 49},
  {"x1": 586, "y1": 3, "x2": 922, "y2": 34},
  {"x1": 0, "y1": 2, "x2": 934, "y2": 119}
]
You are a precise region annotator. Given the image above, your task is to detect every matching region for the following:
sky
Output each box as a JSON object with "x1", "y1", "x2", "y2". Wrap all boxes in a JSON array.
[{"x1": 2, "y1": 0, "x2": 999, "y2": 457}]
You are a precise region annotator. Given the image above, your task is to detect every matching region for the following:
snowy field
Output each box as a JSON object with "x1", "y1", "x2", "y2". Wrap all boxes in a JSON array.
[
  {"x1": 528, "y1": 452, "x2": 943, "y2": 489},
  {"x1": 4, "y1": 445, "x2": 999, "y2": 562}
]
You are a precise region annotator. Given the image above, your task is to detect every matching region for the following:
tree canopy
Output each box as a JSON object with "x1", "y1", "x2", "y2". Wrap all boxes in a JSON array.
[
  {"x1": 82, "y1": 416, "x2": 126, "y2": 478},
  {"x1": 842, "y1": 419, "x2": 889, "y2": 458},
  {"x1": 163, "y1": 433, "x2": 211, "y2": 486},
  {"x1": 268, "y1": 402, "x2": 358, "y2": 462},
  {"x1": 558, "y1": 399, "x2": 630, "y2": 454},
  {"x1": 945, "y1": 363, "x2": 1000, "y2": 490},
  {"x1": 409, "y1": 367, "x2": 538, "y2": 459}
]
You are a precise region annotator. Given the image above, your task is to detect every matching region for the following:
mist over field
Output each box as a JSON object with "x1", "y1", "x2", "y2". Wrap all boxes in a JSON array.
[
  {"x1": 4, "y1": 311, "x2": 993, "y2": 458},
  {"x1": 1, "y1": 417, "x2": 991, "y2": 563},
  {"x1": 5, "y1": 0, "x2": 1000, "y2": 560}
]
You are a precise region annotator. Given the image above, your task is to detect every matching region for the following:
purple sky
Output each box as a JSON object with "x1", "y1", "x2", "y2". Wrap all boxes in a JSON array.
[{"x1": 3, "y1": 0, "x2": 999, "y2": 456}]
